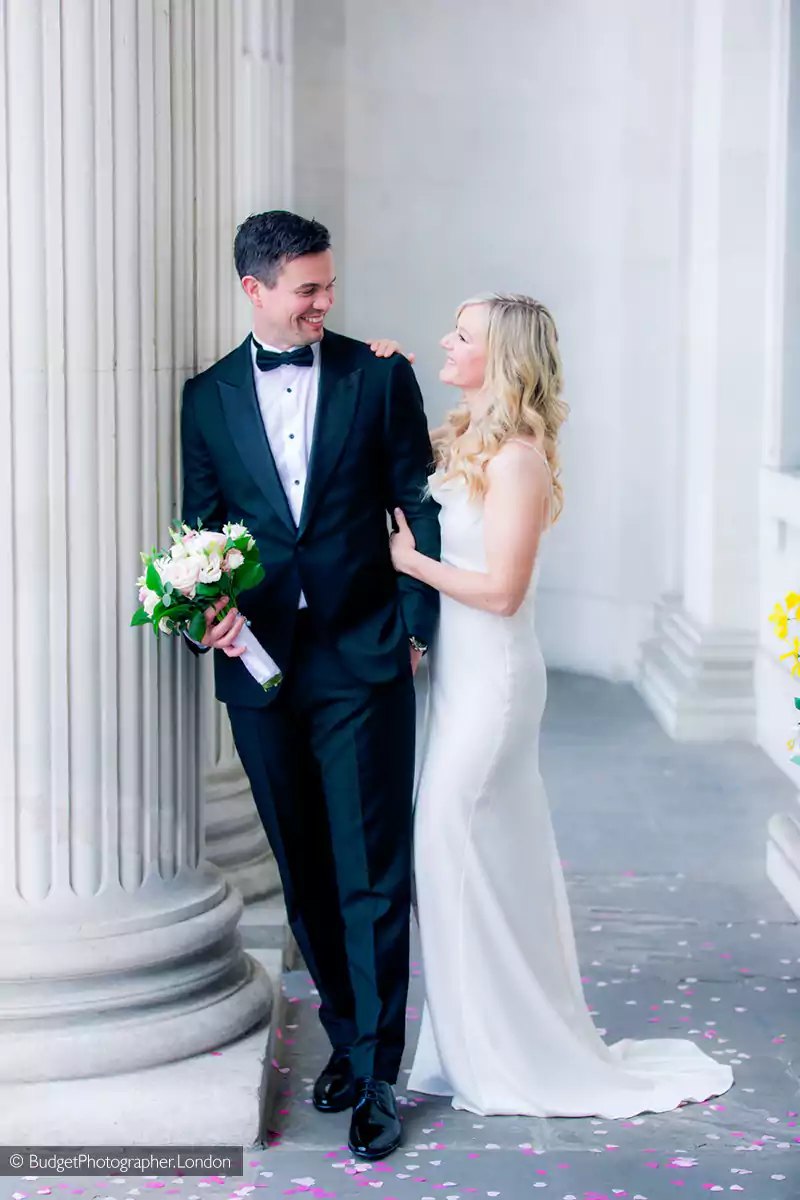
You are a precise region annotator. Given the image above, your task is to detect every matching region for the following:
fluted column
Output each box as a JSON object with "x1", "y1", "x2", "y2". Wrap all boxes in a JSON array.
[
  {"x1": 638, "y1": 0, "x2": 777, "y2": 739},
  {"x1": 198, "y1": 0, "x2": 292, "y2": 903},
  {"x1": 0, "y1": 0, "x2": 270, "y2": 1083}
]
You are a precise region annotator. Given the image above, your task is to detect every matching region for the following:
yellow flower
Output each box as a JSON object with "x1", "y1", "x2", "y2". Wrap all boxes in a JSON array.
[
  {"x1": 770, "y1": 603, "x2": 789, "y2": 640},
  {"x1": 787, "y1": 592, "x2": 800, "y2": 615},
  {"x1": 779, "y1": 638, "x2": 800, "y2": 675}
]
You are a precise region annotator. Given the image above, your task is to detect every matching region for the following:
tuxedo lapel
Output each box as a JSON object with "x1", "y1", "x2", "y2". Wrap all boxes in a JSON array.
[
  {"x1": 298, "y1": 332, "x2": 362, "y2": 537},
  {"x1": 217, "y1": 338, "x2": 295, "y2": 534}
]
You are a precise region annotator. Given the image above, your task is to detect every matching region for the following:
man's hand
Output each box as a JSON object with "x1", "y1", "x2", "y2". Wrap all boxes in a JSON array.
[
  {"x1": 410, "y1": 646, "x2": 423, "y2": 676},
  {"x1": 369, "y1": 338, "x2": 415, "y2": 364},
  {"x1": 202, "y1": 595, "x2": 247, "y2": 657}
]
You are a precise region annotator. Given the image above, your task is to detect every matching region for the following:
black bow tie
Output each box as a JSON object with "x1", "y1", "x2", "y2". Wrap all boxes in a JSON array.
[{"x1": 254, "y1": 342, "x2": 315, "y2": 372}]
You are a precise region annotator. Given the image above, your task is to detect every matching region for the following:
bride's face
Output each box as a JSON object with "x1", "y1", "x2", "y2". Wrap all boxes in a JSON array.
[{"x1": 439, "y1": 304, "x2": 489, "y2": 391}]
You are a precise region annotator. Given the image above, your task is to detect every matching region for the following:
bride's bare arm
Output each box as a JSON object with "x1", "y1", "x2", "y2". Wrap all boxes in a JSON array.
[{"x1": 390, "y1": 442, "x2": 550, "y2": 617}]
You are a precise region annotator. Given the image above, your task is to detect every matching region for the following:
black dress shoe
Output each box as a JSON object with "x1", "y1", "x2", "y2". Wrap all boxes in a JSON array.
[
  {"x1": 348, "y1": 1077, "x2": 402, "y2": 1160},
  {"x1": 312, "y1": 1048, "x2": 356, "y2": 1113}
]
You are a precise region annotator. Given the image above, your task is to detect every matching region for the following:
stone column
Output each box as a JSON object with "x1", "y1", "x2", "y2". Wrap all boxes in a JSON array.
[
  {"x1": 0, "y1": 0, "x2": 270, "y2": 1083},
  {"x1": 194, "y1": 0, "x2": 293, "y2": 904},
  {"x1": 761, "y1": 0, "x2": 800, "y2": 916},
  {"x1": 638, "y1": 0, "x2": 778, "y2": 739}
]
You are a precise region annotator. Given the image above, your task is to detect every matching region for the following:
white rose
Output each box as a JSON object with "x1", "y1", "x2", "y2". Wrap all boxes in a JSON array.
[
  {"x1": 224, "y1": 549, "x2": 245, "y2": 572},
  {"x1": 162, "y1": 554, "x2": 202, "y2": 597},
  {"x1": 198, "y1": 552, "x2": 223, "y2": 584},
  {"x1": 159, "y1": 616, "x2": 174, "y2": 634},
  {"x1": 223, "y1": 522, "x2": 255, "y2": 550},
  {"x1": 194, "y1": 530, "x2": 228, "y2": 556},
  {"x1": 142, "y1": 588, "x2": 159, "y2": 617},
  {"x1": 170, "y1": 540, "x2": 189, "y2": 561}
]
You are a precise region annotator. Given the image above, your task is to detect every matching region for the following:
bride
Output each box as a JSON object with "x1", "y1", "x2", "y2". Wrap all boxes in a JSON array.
[{"x1": 388, "y1": 293, "x2": 734, "y2": 1118}]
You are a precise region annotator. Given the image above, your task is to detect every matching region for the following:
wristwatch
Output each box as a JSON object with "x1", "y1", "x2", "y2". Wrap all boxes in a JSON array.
[{"x1": 409, "y1": 635, "x2": 428, "y2": 656}]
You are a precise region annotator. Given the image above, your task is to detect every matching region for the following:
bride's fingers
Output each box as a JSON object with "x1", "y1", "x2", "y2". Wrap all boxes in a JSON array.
[
  {"x1": 394, "y1": 507, "x2": 409, "y2": 531},
  {"x1": 370, "y1": 339, "x2": 415, "y2": 361}
]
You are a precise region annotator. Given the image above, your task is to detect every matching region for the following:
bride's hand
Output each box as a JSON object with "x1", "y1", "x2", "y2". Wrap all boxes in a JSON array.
[
  {"x1": 369, "y1": 338, "x2": 415, "y2": 364},
  {"x1": 390, "y1": 508, "x2": 417, "y2": 573}
]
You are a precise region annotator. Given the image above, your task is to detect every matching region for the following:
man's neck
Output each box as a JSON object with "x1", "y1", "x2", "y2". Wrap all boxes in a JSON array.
[
  {"x1": 252, "y1": 328, "x2": 326, "y2": 353},
  {"x1": 252, "y1": 330, "x2": 296, "y2": 352}
]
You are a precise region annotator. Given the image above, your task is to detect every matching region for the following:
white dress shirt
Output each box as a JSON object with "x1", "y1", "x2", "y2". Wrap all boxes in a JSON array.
[{"x1": 251, "y1": 335, "x2": 321, "y2": 609}]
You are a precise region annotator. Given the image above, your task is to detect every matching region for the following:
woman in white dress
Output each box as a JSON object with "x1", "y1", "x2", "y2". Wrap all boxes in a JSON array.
[{"x1": 388, "y1": 293, "x2": 734, "y2": 1119}]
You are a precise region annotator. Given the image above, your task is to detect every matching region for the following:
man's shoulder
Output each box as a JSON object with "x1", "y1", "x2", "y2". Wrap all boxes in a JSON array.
[
  {"x1": 184, "y1": 339, "x2": 250, "y2": 394},
  {"x1": 322, "y1": 329, "x2": 409, "y2": 377}
]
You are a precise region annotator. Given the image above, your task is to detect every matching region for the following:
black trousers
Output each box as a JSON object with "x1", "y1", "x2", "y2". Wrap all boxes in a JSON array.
[{"x1": 228, "y1": 612, "x2": 415, "y2": 1082}]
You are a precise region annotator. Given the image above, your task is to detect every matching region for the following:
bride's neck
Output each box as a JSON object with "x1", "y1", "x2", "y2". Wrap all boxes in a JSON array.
[{"x1": 463, "y1": 387, "x2": 491, "y2": 425}]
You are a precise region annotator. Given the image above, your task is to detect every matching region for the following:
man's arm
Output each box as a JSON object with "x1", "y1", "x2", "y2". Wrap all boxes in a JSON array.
[
  {"x1": 180, "y1": 377, "x2": 226, "y2": 531},
  {"x1": 382, "y1": 356, "x2": 441, "y2": 649},
  {"x1": 180, "y1": 377, "x2": 231, "y2": 655}
]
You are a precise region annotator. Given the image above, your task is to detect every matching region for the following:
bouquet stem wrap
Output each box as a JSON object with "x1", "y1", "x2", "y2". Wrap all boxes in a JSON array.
[{"x1": 233, "y1": 622, "x2": 282, "y2": 691}]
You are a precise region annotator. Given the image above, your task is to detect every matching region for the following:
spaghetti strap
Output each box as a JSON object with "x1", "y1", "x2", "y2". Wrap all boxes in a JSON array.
[
  {"x1": 508, "y1": 438, "x2": 550, "y2": 469},
  {"x1": 508, "y1": 439, "x2": 554, "y2": 526}
]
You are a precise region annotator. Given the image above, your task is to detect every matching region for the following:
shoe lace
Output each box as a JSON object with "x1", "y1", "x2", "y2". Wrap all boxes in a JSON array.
[{"x1": 357, "y1": 1078, "x2": 383, "y2": 1106}]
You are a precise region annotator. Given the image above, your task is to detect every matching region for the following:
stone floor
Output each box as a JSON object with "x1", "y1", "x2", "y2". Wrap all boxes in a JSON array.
[{"x1": 3, "y1": 674, "x2": 800, "y2": 1199}]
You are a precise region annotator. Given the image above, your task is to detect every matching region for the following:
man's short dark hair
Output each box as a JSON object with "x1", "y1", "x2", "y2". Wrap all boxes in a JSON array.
[{"x1": 233, "y1": 210, "x2": 331, "y2": 286}]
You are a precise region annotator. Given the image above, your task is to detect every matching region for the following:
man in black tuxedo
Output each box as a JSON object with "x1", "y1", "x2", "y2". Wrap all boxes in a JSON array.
[{"x1": 181, "y1": 211, "x2": 440, "y2": 1159}]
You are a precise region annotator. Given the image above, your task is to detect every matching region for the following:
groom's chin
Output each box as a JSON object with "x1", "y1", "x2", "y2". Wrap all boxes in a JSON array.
[{"x1": 297, "y1": 319, "x2": 326, "y2": 343}]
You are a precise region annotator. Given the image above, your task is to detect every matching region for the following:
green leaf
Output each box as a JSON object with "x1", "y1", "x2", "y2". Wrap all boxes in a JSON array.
[
  {"x1": 163, "y1": 581, "x2": 174, "y2": 595},
  {"x1": 162, "y1": 592, "x2": 172, "y2": 608},
  {"x1": 146, "y1": 562, "x2": 162, "y2": 594},
  {"x1": 794, "y1": 698, "x2": 800, "y2": 711},
  {"x1": 195, "y1": 582, "x2": 221, "y2": 598},
  {"x1": 790, "y1": 755, "x2": 800, "y2": 767},
  {"x1": 189, "y1": 611, "x2": 207, "y2": 643},
  {"x1": 234, "y1": 563, "x2": 264, "y2": 593},
  {"x1": 131, "y1": 607, "x2": 151, "y2": 627},
  {"x1": 166, "y1": 605, "x2": 193, "y2": 624}
]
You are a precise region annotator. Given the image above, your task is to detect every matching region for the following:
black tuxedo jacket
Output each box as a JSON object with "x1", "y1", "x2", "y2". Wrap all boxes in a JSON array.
[{"x1": 180, "y1": 330, "x2": 441, "y2": 707}]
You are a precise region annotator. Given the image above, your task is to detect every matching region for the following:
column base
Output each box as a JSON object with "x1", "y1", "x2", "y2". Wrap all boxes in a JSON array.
[
  {"x1": 0, "y1": 949, "x2": 281, "y2": 1145},
  {"x1": 0, "y1": 873, "x2": 272, "y2": 1083},
  {"x1": 767, "y1": 800, "x2": 800, "y2": 918},
  {"x1": 637, "y1": 596, "x2": 757, "y2": 740}
]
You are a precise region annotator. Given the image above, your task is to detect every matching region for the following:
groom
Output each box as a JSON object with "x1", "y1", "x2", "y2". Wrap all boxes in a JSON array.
[{"x1": 181, "y1": 210, "x2": 440, "y2": 1159}]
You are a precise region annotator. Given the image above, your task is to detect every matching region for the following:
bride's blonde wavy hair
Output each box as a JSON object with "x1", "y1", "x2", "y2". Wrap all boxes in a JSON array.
[{"x1": 433, "y1": 293, "x2": 568, "y2": 521}]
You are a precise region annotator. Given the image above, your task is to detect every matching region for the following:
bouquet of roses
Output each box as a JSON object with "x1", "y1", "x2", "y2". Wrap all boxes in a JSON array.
[
  {"x1": 131, "y1": 521, "x2": 282, "y2": 691},
  {"x1": 768, "y1": 590, "x2": 800, "y2": 766}
]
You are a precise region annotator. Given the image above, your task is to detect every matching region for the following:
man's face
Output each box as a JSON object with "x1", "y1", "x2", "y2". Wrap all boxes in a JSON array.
[{"x1": 243, "y1": 250, "x2": 336, "y2": 348}]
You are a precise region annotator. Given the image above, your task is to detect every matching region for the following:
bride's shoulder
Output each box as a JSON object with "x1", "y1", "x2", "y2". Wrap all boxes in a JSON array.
[{"x1": 488, "y1": 437, "x2": 549, "y2": 477}]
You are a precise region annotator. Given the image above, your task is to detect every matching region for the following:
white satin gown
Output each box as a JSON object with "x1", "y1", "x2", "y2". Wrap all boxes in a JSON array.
[{"x1": 408, "y1": 447, "x2": 734, "y2": 1117}]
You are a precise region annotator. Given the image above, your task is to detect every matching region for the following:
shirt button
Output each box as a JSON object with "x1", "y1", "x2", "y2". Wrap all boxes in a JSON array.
[
  {"x1": 294, "y1": 479, "x2": 300, "y2": 485},
  {"x1": 286, "y1": 387, "x2": 292, "y2": 393},
  {"x1": 289, "y1": 433, "x2": 295, "y2": 439}
]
